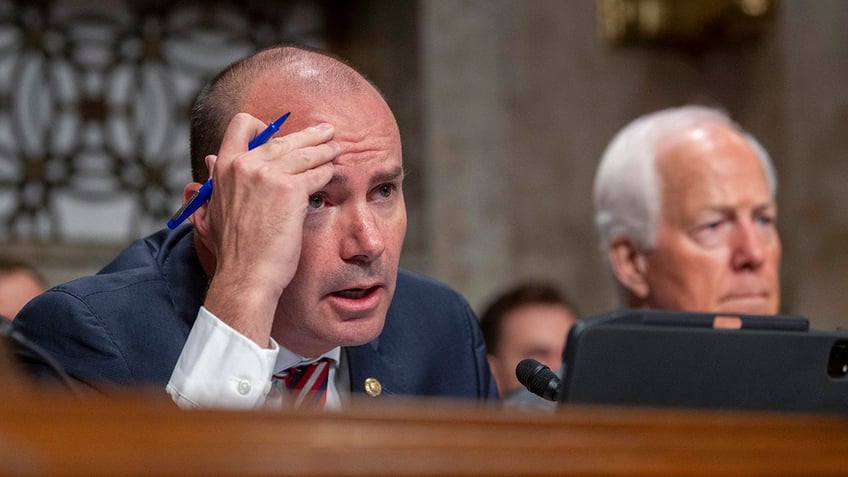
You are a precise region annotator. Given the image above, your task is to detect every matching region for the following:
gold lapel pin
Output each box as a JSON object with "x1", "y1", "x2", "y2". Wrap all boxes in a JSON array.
[{"x1": 364, "y1": 378, "x2": 382, "y2": 397}]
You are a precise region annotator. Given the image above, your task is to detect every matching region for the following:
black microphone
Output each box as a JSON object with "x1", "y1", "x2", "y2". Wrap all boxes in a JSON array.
[{"x1": 515, "y1": 358, "x2": 561, "y2": 402}]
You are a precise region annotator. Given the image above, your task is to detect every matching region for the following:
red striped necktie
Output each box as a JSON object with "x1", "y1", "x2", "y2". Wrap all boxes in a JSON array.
[{"x1": 273, "y1": 357, "x2": 332, "y2": 409}]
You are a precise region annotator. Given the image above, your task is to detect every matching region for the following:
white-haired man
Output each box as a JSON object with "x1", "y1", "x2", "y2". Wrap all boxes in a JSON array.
[{"x1": 593, "y1": 105, "x2": 781, "y2": 315}]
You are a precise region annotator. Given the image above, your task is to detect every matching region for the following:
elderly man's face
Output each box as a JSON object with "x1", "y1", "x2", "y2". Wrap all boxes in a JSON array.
[{"x1": 640, "y1": 124, "x2": 781, "y2": 315}]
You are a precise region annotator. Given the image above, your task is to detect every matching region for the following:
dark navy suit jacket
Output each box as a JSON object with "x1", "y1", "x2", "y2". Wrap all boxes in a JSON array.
[{"x1": 13, "y1": 226, "x2": 497, "y2": 400}]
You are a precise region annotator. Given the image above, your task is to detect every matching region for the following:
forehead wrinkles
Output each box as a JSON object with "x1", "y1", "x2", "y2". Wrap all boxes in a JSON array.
[
  {"x1": 325, "y1": 166, "x2": 404, "y2": 188},
  {"x1": 334, "y1": 125, "x2": 401, "y2": 165}
]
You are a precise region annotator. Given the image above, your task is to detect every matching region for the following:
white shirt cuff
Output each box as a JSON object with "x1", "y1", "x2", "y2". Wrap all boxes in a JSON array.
[{"x1": 166, "y1": 306, "x2": 279, "y2": 409}]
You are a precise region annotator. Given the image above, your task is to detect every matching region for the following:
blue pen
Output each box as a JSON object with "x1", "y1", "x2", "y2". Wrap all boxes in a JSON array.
[{"x1": 167, "y1": 112, "x2": 291, "y2": 229}]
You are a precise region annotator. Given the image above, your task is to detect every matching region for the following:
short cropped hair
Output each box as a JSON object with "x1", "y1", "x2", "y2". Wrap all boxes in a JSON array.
[{"x1": 188, "y1": 45, "x2": 370, "y2": 182}]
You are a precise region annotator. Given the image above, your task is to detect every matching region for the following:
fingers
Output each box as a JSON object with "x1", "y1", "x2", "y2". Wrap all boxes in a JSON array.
[
  {"x1": 217, "y1": 113, "x2": 273, "y2": 159},
  {"x1": 264, "y1": 122, "x2": 336, "y2": 157},
  {"x1": 268, "y1": 140, "x2": 341, "y2": 174},
  {"x1": 257, "y1": 124, "x2": 339, "y2": 174},
  {"x1": 218, "y1": 113, "x2": 335, "y2": 159},
  {"x1": 196, "y1": 114, "x2": 339, "y2": 329},
  {"x1": 217, "y1": 113, "x2": 338, "y2": 175},
  {"x1": 300, "y1": 161, "x2": 335, "y2": 196}
]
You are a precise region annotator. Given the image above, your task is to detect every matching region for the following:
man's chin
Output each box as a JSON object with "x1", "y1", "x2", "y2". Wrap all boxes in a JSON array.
[{"x1": 335, "y1": 313, "x2": 387, "y2": 347}]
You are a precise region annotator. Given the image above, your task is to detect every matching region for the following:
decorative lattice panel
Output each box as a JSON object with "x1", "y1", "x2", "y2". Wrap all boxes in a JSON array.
[{"x1": 0, "y1": 0, "x2": 326, "y2": 243}]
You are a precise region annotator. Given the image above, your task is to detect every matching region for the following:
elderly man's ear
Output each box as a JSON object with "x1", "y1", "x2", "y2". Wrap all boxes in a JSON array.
[{"x1": 608, "y1": 238, "x2": 650, "y2": 300}]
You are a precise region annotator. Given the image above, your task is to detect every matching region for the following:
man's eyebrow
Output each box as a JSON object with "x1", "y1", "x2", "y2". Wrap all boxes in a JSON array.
[
  {"x1": 373, "y1": 166, "x2": 405, "y2": 183},
  {"x1": 326, "y1": 166, "x2": 405, "y2": 186},
  {"x1": 753, "y1": 202, "x2": 778, "y2": 215}
]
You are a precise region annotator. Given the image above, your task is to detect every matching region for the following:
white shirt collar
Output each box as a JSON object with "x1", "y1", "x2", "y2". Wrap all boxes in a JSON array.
[{"x1": 273, "y1": 343, "x2": 341, "y2": 374}]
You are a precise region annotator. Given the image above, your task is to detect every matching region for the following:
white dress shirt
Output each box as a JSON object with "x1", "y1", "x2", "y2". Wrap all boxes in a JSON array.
[{"x1": 167, "y1": 306, "x2": 343, "y2": 410}]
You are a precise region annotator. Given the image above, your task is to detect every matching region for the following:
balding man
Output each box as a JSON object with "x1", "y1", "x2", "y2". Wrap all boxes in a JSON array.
[
  {"x1": 15, "y1": 45, "x2": 497, "y2": 408},
  {"x1": 594, "y1": 105, "x2": 781, "y2": 316}
]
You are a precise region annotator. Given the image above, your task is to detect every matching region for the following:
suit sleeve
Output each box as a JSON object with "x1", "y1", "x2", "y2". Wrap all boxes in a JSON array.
[{"x1": 12, "y1": 289, "x2": 131, "y2": 389}]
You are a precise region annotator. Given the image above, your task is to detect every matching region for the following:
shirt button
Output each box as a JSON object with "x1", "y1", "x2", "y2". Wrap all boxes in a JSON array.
[{"x1": 237, "y1": 380, "x2": 252, "y2": 395}]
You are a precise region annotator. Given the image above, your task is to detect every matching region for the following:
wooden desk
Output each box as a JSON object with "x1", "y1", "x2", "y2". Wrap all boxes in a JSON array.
[
  {"x1": 1, "y1": 338, "x2": 847, "y2": 476},
  {"x1": 1, "y1": 388, "x2": 847, "y2": 477}
]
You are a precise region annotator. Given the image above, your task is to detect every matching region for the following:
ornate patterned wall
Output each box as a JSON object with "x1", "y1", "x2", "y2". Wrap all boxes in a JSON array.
[{"x1": 0, "y1": 0, "x2": 327, "y2": 245}]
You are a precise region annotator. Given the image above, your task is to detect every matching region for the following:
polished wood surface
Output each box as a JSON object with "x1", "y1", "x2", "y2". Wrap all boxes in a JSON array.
[
  {"x1": 2, "y1": 385, "x2": 847, "y2": 477},
  {"x1": 3, "y1": 336, "x2": 846, "y2": 476}
]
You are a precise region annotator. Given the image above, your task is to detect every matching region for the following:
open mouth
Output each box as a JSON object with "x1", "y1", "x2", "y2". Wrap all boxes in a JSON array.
[{"x1": 331, "y1": 286, "x2": 380, "y2": 300}]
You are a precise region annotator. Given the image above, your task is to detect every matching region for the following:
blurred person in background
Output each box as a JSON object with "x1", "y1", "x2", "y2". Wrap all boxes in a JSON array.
[
  {"x1": 0, "y1": 256, "x2": 47, "y2": 321},
  {"x1": 480, "y1": 282, "x2": 577, "y2": 403}
]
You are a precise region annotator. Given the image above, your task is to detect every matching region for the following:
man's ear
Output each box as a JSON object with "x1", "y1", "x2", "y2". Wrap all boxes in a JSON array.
[
  {"x1": 608, "y1": 237, "x2": 650, "y2": 300},
  {"x1": 186, "y1": 154, "x2": 218, "y2": 238},
  {"x1": 183, "y1": 181, "x2": 207, "y2": 233}
]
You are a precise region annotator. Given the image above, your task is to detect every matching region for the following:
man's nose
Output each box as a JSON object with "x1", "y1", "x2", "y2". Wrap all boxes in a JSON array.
[
  {"x1": 341, "y1": 204, "x2": 385, "y2": 264},
  {"x1": 731, "y1": 220, "x2": 766, "y2": 270}
]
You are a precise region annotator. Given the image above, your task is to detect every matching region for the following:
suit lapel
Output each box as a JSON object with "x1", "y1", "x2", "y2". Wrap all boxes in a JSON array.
[{"x1": 345, "y1": 337, "x2": 409, "y2": 398}]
